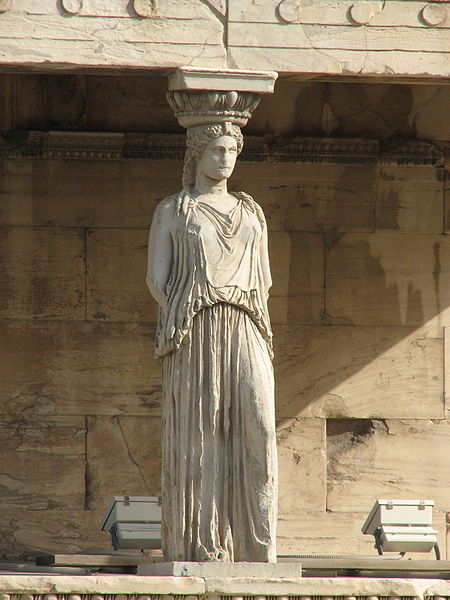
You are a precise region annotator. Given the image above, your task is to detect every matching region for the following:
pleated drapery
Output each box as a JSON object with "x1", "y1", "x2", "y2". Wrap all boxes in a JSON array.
[
  {"x1": 162, "y1": 303, "x2": 277, "y2": 562},
  {"x1": 155, "y1": 191, "x2": 277, "y2": 562}
]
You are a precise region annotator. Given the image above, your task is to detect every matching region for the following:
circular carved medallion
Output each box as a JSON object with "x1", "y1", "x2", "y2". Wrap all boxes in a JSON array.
[
  {"x1": 61, "y1": 0, "x2": 83, "y2": 14},
  {"x1": 134, "y1": 0, "x2": 157, "y2": 17},
  {"x1": 349, "y1": 2, "x2": 374, "y2": 24},
  {"x1": 277, "y1": 0, "x2": 300, "y2": 23},
  {"x1": 421, "y1": 3, "x2": 447, "y2": 26}
]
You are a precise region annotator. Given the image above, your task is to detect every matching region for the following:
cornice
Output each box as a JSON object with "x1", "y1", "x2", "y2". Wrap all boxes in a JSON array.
[{"x1": 0, "y1": 131, "x2": 443, "y2": 167}]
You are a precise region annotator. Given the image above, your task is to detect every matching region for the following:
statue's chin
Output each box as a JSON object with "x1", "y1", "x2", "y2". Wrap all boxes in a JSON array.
[{"x1": 217, "y1": 169, "x2": 233, "y2": 179}]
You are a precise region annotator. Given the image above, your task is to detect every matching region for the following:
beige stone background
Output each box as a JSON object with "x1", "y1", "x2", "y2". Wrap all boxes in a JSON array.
[{"x1": 0, "y1": 73, "x2": 449, "y2": 559}]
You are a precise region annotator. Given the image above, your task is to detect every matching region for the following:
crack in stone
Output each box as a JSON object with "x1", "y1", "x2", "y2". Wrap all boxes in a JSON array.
[
  {"x1": 409, "y1": 87, "x2": 442, "y2": 135},
  {"x1": 198, "y1": 0, "x2": 227, "y2": 57},
  {"x1": 187, "y1": 32, "x2": 222, "y2": 67},
  {"x1": 117, "y1": 417, "x2": 150, "y2": 493},
  {"x1": 301, "y1": 23, "x2": 344, "y2": 73}
]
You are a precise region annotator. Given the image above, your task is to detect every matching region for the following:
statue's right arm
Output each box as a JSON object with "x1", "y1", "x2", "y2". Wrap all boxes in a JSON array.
[{"x1": 146, "y1": 198, "x2": 175, "y2": 308}]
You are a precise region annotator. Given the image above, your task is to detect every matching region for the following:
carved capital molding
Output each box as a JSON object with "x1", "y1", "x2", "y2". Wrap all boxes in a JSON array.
[
  {"x1": 166, "y1": 90, "x2": 261, "y2": 128},
  {"x1": 167, "y1": 67, "x2": 277, "y2": 128},
  {"x1": 0, "y1": 131, "x2": 443, "y2": 167}
]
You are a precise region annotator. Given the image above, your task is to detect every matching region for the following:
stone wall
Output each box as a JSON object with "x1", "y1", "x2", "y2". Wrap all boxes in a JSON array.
[{"x1": 0, "y1": 74, "x2": 449, "y2": 559}]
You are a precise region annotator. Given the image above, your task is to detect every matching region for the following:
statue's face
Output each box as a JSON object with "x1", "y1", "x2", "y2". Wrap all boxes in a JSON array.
[{"x1": 197, "y1": 135, "x2": 238, "y2": 182}]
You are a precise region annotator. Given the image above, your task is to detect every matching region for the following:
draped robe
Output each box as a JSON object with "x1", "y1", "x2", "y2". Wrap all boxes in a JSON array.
[{"x1": 152, "y1": 190, "x2": 277, "y2": 562}]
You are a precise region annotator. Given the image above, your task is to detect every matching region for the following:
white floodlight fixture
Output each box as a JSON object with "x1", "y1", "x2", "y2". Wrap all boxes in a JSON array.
[
  {"x1": 362, "y1": 499, "x2": 440, "y2": 559},
  {"x1": 100, "y1": 496, "x2": 162, "y2": 551}
]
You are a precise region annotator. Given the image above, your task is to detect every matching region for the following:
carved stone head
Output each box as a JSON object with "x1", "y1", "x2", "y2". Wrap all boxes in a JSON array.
[{"x1": 182, "y1": 122, "x2": 244, "y2": 189}]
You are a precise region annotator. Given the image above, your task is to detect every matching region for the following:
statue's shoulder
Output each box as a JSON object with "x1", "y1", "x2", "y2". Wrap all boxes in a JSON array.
[
  {"x1": 154, "y1": 193, "x2": 179, "y2": 219},
  {"x1": 157, "y1": 193, "x2": 178, "y2": 210},
  {"x1": 233, "y1": 191, "x2": 266, "y2": 226}
]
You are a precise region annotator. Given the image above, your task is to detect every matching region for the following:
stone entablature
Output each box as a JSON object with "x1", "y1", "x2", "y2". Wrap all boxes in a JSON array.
[{"x1": 0, "y1": 1, "x2": 448, "y2": 79}]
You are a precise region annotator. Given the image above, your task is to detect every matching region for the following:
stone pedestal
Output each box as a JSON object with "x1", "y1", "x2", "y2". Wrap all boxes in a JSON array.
[{"x1": 136, "y1": 561, "x2": 302, "y2": 577}]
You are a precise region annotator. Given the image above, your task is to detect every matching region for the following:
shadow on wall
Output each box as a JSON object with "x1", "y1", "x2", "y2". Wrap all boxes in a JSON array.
[{"x1": 230, "y1": 159, "x2": 448, "y2": 423}]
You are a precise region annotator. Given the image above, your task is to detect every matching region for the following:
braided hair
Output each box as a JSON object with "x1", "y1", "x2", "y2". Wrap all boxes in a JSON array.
[{"x1": 182, "y1": 122, "x2": 244, "y2": 189}]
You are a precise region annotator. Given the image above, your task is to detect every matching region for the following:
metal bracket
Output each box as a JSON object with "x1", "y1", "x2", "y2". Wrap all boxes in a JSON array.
[{"x1": 374, "y1": 528, "x2": 384, "y2": 555}]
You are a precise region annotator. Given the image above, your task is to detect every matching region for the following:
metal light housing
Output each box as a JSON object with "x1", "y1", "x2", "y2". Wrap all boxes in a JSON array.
[
  {"x1": 100, "y1": 496, "x2": 162, "y2": 551},
  {"x1": 362, "y1": 499, "x2": 439, "y2": 558}
]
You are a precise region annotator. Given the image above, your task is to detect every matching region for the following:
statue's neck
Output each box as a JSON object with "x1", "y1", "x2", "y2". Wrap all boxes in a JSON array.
[{"x1": 193, "y1": 172, "x2": 228, "y2": 196}]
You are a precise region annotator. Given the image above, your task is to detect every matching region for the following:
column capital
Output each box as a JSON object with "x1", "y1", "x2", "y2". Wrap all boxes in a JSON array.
[{"x1": 166, "y1": 67, "x2": 277, "y2": 128}]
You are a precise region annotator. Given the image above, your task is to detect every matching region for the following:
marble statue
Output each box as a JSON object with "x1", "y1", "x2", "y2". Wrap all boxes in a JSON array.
[{"x1": 146, "y1": 119, "x2": 277, "y2": 563}]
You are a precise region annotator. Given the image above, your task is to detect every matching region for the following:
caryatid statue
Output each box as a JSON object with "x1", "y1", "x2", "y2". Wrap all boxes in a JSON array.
[{"x1": 146, "y1": 69, "x2": 278, "y2": 563}]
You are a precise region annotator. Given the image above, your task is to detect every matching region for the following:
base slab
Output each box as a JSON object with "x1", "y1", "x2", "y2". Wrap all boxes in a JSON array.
[{"x1": 137, "y1": 561, "x2": 302, "y2": 577}]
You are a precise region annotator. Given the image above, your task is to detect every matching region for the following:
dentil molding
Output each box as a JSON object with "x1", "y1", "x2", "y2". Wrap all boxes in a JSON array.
[
  {"x1": 0, "y1": 596, "x2": 448, "y2": 600},
  {"x1": 0, "y1": 594, "x2": 450, "y2": 600}
]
